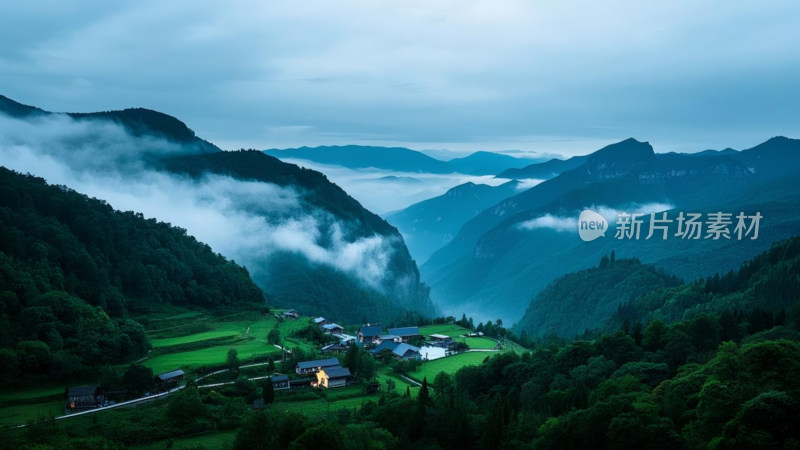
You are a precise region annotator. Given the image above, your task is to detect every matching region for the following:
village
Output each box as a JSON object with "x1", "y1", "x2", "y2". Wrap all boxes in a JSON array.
[{"x1": 59, "y1": 309, "x2": 504, "y2": 416}]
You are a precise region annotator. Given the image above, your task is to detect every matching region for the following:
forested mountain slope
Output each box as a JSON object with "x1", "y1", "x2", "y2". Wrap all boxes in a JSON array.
[{"x1": 0, "y1": 167, "x2": 265, "y2": 383}]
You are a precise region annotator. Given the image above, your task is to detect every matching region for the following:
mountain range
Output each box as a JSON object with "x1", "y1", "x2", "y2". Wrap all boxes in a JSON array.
[
  {"x1": 420, "y1": 137, "x2": 800, "y2": 324},
  {"x1": 0, "y1": 95, "x2": 435, "y2": 324},
  {"x1": 515, "y1": 234, "x2": 800, "y2": 339},
  {"x1": 386, "y1": 180, "x2": 522, "y2": 263},
  {"x1": 496, "y1": 154, "x2": 589, "y2": 180},
  {"x1": 264, "y1": 145, "x2": 544, "y2": 175}
]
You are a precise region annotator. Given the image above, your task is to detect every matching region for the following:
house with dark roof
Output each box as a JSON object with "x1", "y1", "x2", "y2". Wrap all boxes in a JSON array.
[
  {"x1": 370, "y1": 340, "x2": 400, "y2": 356},
  {"x1": 67, "y1": 386, "x2": 101, "y2": 410},
  {"x1": 358, "y1": 324, "x2": 383, "y2": 345},
  {"x1": 322, "y1": 323, "x2": 344, "y2": 335},
  {"x1": 290, "y1": 378, "x2": 313, "y2": 389},
  {"x1": 428, "y1": 334, "x2": 457, "y2": 348},
  {"x1": 376, "y1": 334, "x2": 401, "y2": 344},
  {"x1": 282, "y1": 309, "x2": 300, "y2": 319},
  {"x1": 295, "y1": 357, "x2": 341, "y2": 375},
  {"x1": 155, "y1": 369, "x2": 185, "y2": 390},
  {"x1": 321, "y1": 342, "x2": 349, "y2": 354},
  {"x1": 387, "y1": 326, "x2": 421, "y2": 342},
  {"x1": 392, "y1": 343, "x2": 421, "y2": 361},
  {"x1": 316, "y1": 366, "x2": 351, "y2": 388},
  {"x1": 270, "y1": 374, "x2": 291, "y2": 390}
]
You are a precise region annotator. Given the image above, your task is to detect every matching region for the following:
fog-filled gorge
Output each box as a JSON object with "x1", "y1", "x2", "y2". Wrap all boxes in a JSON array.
[{"x1": 0, "y1": 112, "x2": 399, "y2": 290}]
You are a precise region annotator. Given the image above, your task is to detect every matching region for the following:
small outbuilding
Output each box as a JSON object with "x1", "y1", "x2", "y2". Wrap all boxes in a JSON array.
[
  {"x1": 316, "y1": 366, "x2": 351, "y2": 388},
  {"x1": 321, "y1": 342, "x2": 349, "y2": 354},
  {"x1": 67, "y1": 386, "x2": 101, "y2": 410},
  {"x1": 322, "y1": 323, "x2": 344, "y2": 335},
  {"x1": 155, "y1": 369, "x2": 185, "y2": 390},
  {"x1": 282, "y1": 309, "x2": 300, "y2": 319},
  {"x1": 270, "y1": 374, "x2": 291, "y2": 391}
]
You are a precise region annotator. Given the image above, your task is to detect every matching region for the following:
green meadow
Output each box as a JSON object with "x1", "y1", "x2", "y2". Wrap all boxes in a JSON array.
[{"x1": 408, "y1": 351, "x2": 494, "y2": 383}]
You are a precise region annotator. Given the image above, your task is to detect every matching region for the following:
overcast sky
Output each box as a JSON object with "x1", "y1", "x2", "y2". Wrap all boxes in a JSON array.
[{"x1": 2, "y1": 1, "x2": 799, "y2": 157}]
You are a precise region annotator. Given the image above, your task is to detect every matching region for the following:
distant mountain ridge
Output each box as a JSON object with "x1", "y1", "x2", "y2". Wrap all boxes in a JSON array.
[
  {"x1": 386, "y1": 180, "x2": 522, "y2": 263},
  {"x1": 265, "y1": 145, "x2": 544, "y2": 176},
  {"x1": 497, "y1": 154, "x2": 589, "y2": 180},
  {"x1": 422, "y1": 136, "x2": 800, "y2": 324},
  {"x1": 0, "y1": 95, "x2": 219, "y2": 153}
]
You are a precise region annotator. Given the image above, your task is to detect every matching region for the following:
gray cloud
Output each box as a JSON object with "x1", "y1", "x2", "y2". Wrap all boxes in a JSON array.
[
  {"x1": 0, "y1": 112, "x2": 395, "y2": 288},
  {"x1": 517, "y1": 203, "x2": 676, "y2": 233},
  {"x1": 281, "y1": 158, "x2": 512, "y2": 214},
  {"x1": 1, "y1": 1, "x2": 799, "y2": 156}
]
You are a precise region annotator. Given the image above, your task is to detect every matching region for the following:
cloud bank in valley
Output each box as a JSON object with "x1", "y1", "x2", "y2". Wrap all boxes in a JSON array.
[
  {"x1": 518, "y1": 203, "x2": 675, "y2": 233},
  {"x1": 282, "y1": 157, "x2": 518, "y2": 214},
  {"x1": 0, "y1": 112, "x2": 394, "y2": 288}
]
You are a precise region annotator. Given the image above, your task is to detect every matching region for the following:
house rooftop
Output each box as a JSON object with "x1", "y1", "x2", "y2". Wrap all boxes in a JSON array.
[
  {"x1": 388, "y1": 326, "x2": 420, "y2": 337},
  {"x1": 393, "y1": 343, "x2": 421, "y2": 357},
  {"x1": 156, "y1": 369, "x2": 185, "y2": 381},
  {"x1": 296, "y1": 357, "x2": 341, "y2": 370},
  {"x1": 323, "y1": 366, "x2": 351, "y2": 378},
  {"x1": 270, "y1": 374, "x2": 290, "y2": 382},
  {"x1": 429, "y1": 334, "x2": 452, "y2": 340},
  {"x1": 322, "y1": 323, "x2": 343, "y2": 330},
  {"x1": 322, "y1": 343, "x2": 348, "y2": 352},
  {"x1": 371, "y1": 340, "x2": 400, "y2": 354},
  {"x1": 359, "y1": 325, "x2": 383, "y2": 337},
  {"x1": 68, "y1": 386, "x2": 98, "y2": 397},
  {"x1": 313, "y1": 317, "x2": 326, "y2": 323}
]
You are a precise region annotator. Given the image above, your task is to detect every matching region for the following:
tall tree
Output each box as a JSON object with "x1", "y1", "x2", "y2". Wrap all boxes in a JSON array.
[
  {"x1": 418, "y1": 376, "x2": 431, "y2": 406},
  {"x1": 262, "y1": 378, "x2": 274, "y2": 405},
  {"x1": 227, "y1": 348, "x2": 240, "y2": 373}
]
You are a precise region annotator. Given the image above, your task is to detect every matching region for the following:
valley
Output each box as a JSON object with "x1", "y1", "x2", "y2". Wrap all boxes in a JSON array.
[{"x1": 2, "y1": 95, "x2": 800, "y2": 449}]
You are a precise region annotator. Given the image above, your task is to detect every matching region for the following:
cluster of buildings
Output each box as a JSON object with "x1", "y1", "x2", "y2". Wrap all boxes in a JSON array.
[
  {"x1": 66, "y1": 369, "x2": 185, "y2": 411},
  {"x1": 265, "y1": 357, "x2": 353, "y2": 392},
  {"x1": 274, "y1": 311, "x2": 470, "y2": 390}
]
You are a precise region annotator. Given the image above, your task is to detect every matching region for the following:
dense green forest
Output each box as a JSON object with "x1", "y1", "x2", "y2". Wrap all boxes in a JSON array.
[
  {"x1": 5, "y1": 236, "x2": 800, "y2": 449},
  {"x1": 515, "y1": 254, "x2": 683, "y2": 338},
  {"x1": 0, "y1": 167, "x2": 266, "y2": 384}
]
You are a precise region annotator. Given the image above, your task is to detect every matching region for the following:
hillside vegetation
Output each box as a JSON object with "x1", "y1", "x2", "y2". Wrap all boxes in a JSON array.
[
  {"x1": 515, "y1": 255, "x2": 682, "y2": 338},
  {"x1": 0, "y1": 167, "x2": 266, "y2": 384}
]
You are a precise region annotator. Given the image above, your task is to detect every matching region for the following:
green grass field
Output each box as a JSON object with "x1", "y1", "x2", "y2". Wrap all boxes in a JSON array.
[
  {"x1": 0, "y1": 385, "x2": 65, "y2": 403},
  {"x1": 275, "y1": 394, "x2": 377, "y2": 420},
  {"x1": 408, "y1": 352, "x2": 494, "y2": 383},
  {"x1": 375, "y1": 371, "x2": 419, "y2": 396},
  {"x1": 141, "y1": 314, "x2": 309, "y2": 375},
  {"x1": 132, "y1": 431, "x2": 237, "y2": 450},
  {"x1": 0, "y1": 400, "x2": 63, "y2": 427},
  {"x1": 150, "y1": 330, "x2": 242, "y2": 348},
  {"x1": 0, "y1": 385, "x2": 67, "y2": 427},
  {"x1": 143, "y1": 338, "x2": 280, "y2": 375},
  {"x1": 458, "y1": 336, "x2": 498, "y2": 349},
  {"x1": 419, "y1": 324, "x2": 469, "y2": 337}
]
